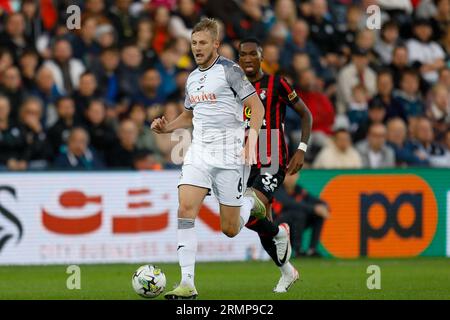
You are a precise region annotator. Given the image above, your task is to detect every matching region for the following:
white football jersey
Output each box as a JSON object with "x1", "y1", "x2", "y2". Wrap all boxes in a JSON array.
[{"x1": 184, "y1": 55, "x2": 256, "y2": 168}]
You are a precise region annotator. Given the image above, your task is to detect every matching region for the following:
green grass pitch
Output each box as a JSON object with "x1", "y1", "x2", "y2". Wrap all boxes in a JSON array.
[{"x1": 0, "y1": 258, "x2": 449, "y2": 300}]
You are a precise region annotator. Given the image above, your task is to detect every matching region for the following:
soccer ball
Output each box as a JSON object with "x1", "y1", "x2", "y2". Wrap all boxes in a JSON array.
[{"x1": 132, "y1": 265, "x2": 166, "y2": 298}]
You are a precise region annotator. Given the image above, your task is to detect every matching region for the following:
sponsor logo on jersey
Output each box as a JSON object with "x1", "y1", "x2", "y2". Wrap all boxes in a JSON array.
[
  {"x1": 288, "y1": 91, "x2": 297, "y2": 101},
  {"x1": 244, "y1": 118, "x2": 267, "y2": 129},
  {"x1": 189, "y1": 92, "x2": 218, "y2": 104},
  {"x1": 259, "y1": 90, "x2": 267, "y2": 101},
  {"x1": 244, "y1": 106, "x2": 252, "y2": 118},
  {"x1": 198, "y1": 74, "x2": 207, "y2": 84}
]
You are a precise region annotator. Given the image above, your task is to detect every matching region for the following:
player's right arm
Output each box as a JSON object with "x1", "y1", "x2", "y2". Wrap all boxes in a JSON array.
[
  {"x1": 152, "y1": 81, "x2": 194, "y2": 134},
  {"x1": 151, "y1": 109, "x2": 193, "y2": 134}
]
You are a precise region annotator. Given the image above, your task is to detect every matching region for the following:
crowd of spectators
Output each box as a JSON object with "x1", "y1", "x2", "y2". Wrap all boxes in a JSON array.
[{"x1": 0, "y1": 0, "x2": 449, "y2": 171}]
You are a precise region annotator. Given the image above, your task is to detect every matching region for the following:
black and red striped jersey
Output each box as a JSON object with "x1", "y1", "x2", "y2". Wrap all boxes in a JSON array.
[{"x1": 243, "y1": 74, "x2": 300, "y2": 170}]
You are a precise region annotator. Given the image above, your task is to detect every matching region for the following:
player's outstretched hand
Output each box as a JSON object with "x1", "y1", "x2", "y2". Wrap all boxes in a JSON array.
[
  {"x1": 151, "y1": 116, "x2": 168, "y2": 134},
  {"x1": 286, "y1": 149, "x2": 305, "y2": 175}
]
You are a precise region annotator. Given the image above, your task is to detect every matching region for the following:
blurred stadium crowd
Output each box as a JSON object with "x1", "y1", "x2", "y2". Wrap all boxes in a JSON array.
[{"x1": 0, "y1": 0, "x2": 450, "y2": 171}]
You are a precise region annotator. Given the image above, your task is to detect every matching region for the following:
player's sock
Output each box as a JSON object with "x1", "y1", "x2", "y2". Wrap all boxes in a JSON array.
[
  {"x1": 246, "y1": 216, "x2": 279, "y2": 237},
  {"x1": 274, "y1": 261, "x2": 299, "y2": 293},
  {"x1": 238, "y1": 196, "x2": 254, "y2": 231},
  {"x1": 280, "y1": 262, "x2": 294, "y2": 276},
  {"x1": 177, "y1": 218, "x2": 197, "y2": 288}
]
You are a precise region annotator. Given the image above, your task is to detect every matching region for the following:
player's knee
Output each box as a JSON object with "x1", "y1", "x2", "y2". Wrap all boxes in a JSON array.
[
  {"x1": 222, "y1": 225, "x2": 239, "y2": 238},
  {"x1": 178, "y1": 203, "x2": 196, "y2": 219}
]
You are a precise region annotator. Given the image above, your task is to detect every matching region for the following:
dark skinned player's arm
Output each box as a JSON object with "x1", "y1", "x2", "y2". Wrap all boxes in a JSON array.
[
  {"x1": 286, "y1": 97, "x2": 312, "y2": 175},
  {"x1": 292, "y1": 97, "x2": 312, "y2": 145}
]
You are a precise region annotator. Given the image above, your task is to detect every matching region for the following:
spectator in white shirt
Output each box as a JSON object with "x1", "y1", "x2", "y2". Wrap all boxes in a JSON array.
[
  {"x1": 43, "y1": 38, "x2": 85, "y2": 95},
  {"x1": 313, "y1": 128, "x2": 363, "y2": 169},
  {"x1": 374, "y1": 20, "x2": 400, "y2": 65},
  {"x1": 407, "y1": 18, "x2": 445, "y2": 84},
  {"x1": 336, "y1": 46, "x2": 377, "y2": 114}
]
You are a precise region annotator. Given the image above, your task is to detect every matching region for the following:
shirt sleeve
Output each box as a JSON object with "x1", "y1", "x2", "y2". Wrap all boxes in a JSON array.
[
  {"x1": 279, "y1": 76, "x2": 300, "y2": 106},
  {"x1": 184, "y1": 84, "x2": 193, "y2": 110},
  {"x1": 431, "y1": 42, "x2": 445, "y2": 60},
  {"x1": 224, "y1": 63, "x2": 256, "y2": 102},
  {"x1": 407, "y1": 40, "x2": 422, "y2": 64}
]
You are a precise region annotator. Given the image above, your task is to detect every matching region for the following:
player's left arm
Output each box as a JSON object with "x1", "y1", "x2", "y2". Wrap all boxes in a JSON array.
[
  {"x1": 279, "y1": 78, "x2": 313, "y2": 175},
  {"x1": 287, "y1": 98, "x2": 312, "y2": 174}
]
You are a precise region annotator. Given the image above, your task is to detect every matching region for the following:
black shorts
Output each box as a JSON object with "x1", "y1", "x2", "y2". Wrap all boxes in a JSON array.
[{"x1": 246, "y1": 166, "x2": 286, "y2": 203}]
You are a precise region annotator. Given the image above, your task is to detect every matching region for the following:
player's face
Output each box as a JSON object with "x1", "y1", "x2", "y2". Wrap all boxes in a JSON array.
[
  {"x1": 191, "y1": 30, "x2": 219, "y2": 67},
  {"x1": 238, "y1": 42, "x2": 262, "y2": 77}
]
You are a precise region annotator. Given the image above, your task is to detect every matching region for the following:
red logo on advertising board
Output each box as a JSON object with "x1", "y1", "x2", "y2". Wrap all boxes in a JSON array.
[
  {"x1": 112, "y1": 188, "x2": 169, "y2": 233},
  {"x1": 42, "y1": 191, "x2": 102, "y2": 234},
  {"x1": 42, "y1": 189, "x2": 221, "y2": 235}
]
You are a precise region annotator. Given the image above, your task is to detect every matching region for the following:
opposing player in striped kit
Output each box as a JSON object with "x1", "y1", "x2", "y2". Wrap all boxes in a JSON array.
[{"x1": 239, "y1": 38, "x2": 313, "y2": 293}]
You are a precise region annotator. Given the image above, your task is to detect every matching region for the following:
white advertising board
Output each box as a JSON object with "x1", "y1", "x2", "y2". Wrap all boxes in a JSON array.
[{"x1": 0, "y1": 171, "x2": 266, "y2": 265}]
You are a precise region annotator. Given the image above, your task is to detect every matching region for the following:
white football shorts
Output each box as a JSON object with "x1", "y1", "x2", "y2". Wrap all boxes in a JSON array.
[{"x1": 178, "y1": 145, "x2": 250, "y2": 206}]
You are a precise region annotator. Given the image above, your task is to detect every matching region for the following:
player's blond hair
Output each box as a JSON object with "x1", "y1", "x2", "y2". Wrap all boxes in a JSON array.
[{"x1": 192, "y1": 18, "x2": 219, "y2": 40}]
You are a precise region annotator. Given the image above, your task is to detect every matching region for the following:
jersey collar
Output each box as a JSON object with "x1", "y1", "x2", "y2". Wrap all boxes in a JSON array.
[
  {"x1": 198, "y1": 55, "x2": 220, "y2": 72},
  {"x1": 250, "y1": 71, "x2": 265, "y2": 84}
]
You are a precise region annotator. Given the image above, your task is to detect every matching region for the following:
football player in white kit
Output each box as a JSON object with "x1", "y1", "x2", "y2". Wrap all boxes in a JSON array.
[{"x1": 151, "y1": 18, "x2": 266, "y2": 300}]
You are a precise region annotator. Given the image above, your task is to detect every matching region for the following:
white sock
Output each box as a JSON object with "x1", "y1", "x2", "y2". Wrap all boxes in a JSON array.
[
  {"x1": 239, "y1": 196, "x2": 254, "y2": 231},
  {"x1": 177, "y1": 218, "x2": 197, "y2": 287},
  {"x1": 280, "y1": 262, "x2": 294, "y2": 276}
]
